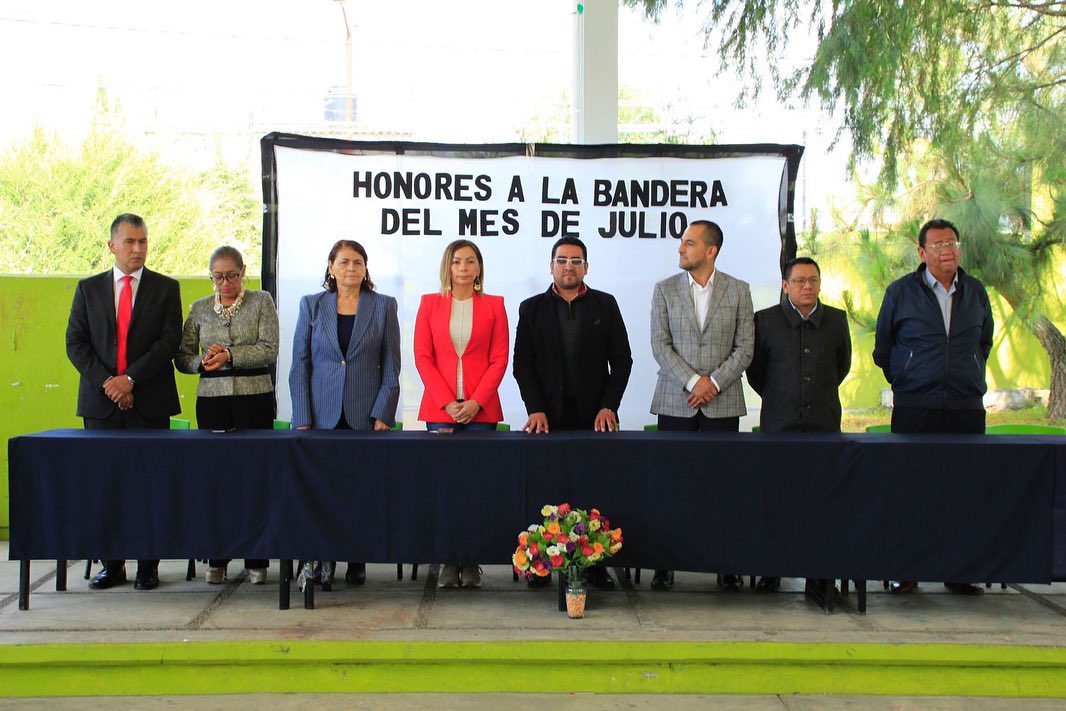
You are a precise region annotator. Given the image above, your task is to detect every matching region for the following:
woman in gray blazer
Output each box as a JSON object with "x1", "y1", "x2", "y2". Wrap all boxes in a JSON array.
[
  {"x1": 288, "y1": 239, "x2": 401, "y2": 590},
  {"x1": 175, "y1": 245, "x2": 280, "y2": 585}
]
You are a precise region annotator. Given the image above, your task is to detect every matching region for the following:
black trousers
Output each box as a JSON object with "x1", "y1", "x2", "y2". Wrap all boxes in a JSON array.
[
  {"x1": 891, "y1": 406, "x2": 985, "y2": 434},
  {"x1": 84, "y1": 407, "x2": 168, "y2": 574},
  {"x1": 657, "y1": 412, "x2": 741, "y2": 432},
  {"x1": 196, "y1": 393, "x2": 274, "y2": 570},
  {"x1": 196, "y1": 392, "x2": 275, "y2": 431}
]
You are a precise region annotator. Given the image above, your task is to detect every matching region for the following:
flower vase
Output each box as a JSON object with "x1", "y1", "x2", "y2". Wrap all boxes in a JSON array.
[{"x1": 565, "y1": 567, "x2": 587, "y2": 619}]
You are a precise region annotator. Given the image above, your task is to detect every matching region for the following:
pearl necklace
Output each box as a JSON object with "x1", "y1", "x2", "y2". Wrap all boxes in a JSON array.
[{"x1": 214, "y1": 288, "x2": 246, "y2": 319}]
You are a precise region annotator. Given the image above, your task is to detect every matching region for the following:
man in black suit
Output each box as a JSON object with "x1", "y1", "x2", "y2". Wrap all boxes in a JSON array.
[
  {"x1": 65, "y1": 213, "x2": 183, "y2": 591},
  {"x1": 513, "y1": 236, "x2": 633, "y2": 588},
  {"x1": 746, "y1": 256, "x2": 851, "y2": 594}
]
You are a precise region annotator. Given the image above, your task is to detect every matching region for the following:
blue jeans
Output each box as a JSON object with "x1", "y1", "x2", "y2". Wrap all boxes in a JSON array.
[{"x1": 426, "y1": 422, "x2": 497, "y2": 433}]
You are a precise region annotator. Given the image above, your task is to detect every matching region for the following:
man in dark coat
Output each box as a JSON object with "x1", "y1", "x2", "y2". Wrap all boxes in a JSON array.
[
  {"x1": 747, "y1": 256, "x2": 852, "y2": 593},
  {"x1": 873, "y1": 218, "x2": 994, "y2": 596},
  {"x1": 513, "y1": 236, "x2": 633, "y2": 587},
  {"x1": 65, "y1": 213, "x2": 183, "y2": 591}
]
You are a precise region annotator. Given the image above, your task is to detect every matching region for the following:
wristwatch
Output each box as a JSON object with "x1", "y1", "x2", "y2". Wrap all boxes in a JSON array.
[{"x1": 126, "y1": 374, "x2": 135, "y2": 387}]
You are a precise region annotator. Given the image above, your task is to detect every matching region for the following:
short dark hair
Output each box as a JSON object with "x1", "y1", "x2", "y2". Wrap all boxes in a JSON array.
[
  {"x1": 324, "y1": 240, "x2": 375, "y2": 293},
  {"x1": 689, "y1": 220, "x2": 723, "y2": 250},
  {"x1": 209, "y1": 245, "x2": 244, "y2": 271},
  {"x1": 551, "y1": 236, "x2": 587, "y2": 261},
  {"x1": 918, "y1": 219, "x2": 959, "y2": 248},
  {"x1": 110, "y1": 213, "x2": 146, "y2": 238},
  {"x1": 783, "y1": 257, "x2": 820, "y2": 281}
]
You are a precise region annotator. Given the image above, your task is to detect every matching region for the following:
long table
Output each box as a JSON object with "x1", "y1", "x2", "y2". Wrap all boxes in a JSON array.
[{"x1": 8, "y1": 429, "x2": 1064, "y2": 613}]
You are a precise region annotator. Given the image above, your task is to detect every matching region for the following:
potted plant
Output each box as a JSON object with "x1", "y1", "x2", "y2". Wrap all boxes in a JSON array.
[{"x1": 512, "y1": 503, "x2": 623, "y2": 618}]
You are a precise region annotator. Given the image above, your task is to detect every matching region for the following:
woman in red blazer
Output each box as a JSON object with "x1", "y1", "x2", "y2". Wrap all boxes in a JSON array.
[{"x1": 414, "y1": 239, "x2": 509, "y2": 589}]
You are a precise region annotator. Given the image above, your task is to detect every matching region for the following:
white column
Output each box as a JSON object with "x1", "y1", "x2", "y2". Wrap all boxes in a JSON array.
[{"x1": 572, "y1": 0, "x2": 618, "y2": 144}]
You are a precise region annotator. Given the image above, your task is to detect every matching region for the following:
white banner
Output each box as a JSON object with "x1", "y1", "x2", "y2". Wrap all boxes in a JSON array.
[{"x1": 270, "y1": 142, "x2": 795, "y2": 430}]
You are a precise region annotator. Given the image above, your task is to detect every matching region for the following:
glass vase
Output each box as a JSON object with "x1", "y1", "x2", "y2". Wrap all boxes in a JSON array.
[{"x1": 565, "y1": 567, "x2": 587, "y2": 619}]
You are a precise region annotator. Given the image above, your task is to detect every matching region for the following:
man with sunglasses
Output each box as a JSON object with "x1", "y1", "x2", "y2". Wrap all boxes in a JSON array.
[
  {"x1": 873, "y1": 218, "x2": 994, "y2": 595},
  {"x1": 746, "y1": 256, "x2": 852, "y2": 594},
  {"x1": 513, "y1": 236, "x2": 633, "y2": 588}
]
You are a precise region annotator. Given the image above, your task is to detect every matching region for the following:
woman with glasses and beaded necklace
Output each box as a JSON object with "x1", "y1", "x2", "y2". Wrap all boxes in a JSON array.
[{"x1": 174, "y1": 245, "x2": 279, "y2": 586}]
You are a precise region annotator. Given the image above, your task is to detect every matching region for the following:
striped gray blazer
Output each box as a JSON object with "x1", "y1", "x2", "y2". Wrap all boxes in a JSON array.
[
  {"x1": 288, "y1": 289, "x2": 401, "y2": 430},
  {"x1": 174, "y1": 290, "x2": 279, "y2": 398},
  {"x1": 649, "y1": 270, "x2": 755, "y2": 418}
]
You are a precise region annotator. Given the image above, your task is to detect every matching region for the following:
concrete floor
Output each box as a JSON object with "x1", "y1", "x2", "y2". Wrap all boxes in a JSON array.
[
  {"x1": 4, "y1": 546, "x2": 1066, "y2": 706},
  {"x1": 3, "y1": 549, "x2": 1066, "y2": 646}
]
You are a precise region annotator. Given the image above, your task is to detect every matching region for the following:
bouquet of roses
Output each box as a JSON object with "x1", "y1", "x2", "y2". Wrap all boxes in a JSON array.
[{"x1": 512, "y1": 503, "x2": 623, "y2": 579}]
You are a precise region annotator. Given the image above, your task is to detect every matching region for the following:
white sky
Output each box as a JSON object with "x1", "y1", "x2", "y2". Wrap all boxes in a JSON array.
[{"x1": 0, "y1": 0, "x2": 851, "y2": 224}]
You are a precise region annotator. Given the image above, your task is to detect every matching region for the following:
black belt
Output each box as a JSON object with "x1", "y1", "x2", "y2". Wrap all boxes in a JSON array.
[{"x1": 199, "y1": 367, "x2": 271, "y2": 379}]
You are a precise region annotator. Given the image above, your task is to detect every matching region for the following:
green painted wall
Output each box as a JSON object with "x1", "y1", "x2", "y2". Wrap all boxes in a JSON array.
[{"x1": 0, "y1": 275, "x2": 259, "y2": 539}]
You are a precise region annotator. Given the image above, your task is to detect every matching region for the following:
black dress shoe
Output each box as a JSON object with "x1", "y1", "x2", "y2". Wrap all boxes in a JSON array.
[
  {"x1": 944, "y1": 582, "x2": 984, "y2": 595},
  {"x1": 650, "y1": 569, "x2": 674, "y2": 590},
  {"x1": 133, "y1": 570, "x2": 159, "y2": 591},
  {"x1": 889, "y1": 580, "x2": 918, "y2": 594},
  {"x1": 345, "y1": 562, "x2": 367, "y2": 585},
  {"x1": 88, "y1": 567, "x2": 127, "y2": 590},
  {"x1": 717, "y1": 574, "x2": 743, "y2": 591},
  {"x1": 527, "y1": 572, "x2": 552, "y2": 588},
  {"x1": 586, "y1": 566, "x2": 615, "y2": 589},
  {"x1": 755, "y1": 576, "x2": 781, "y2": 592}
]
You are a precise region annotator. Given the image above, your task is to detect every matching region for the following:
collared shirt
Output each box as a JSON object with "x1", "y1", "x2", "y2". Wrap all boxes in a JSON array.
[
  {"x1": 688, "y1": 270, "x2": 715, "y2": 330},
  {"x1": 787, "y1": 297, "x2": 818, "y2": 322},
  {"x1": 685, "y1": 270, "x2": 719, "y2": 393},
  {"x1": 923, "y1": 266, "x2": 957, "y2": 332},
  {"x1": 112, "y1": 265, "x2": 144, "y2": 315}
]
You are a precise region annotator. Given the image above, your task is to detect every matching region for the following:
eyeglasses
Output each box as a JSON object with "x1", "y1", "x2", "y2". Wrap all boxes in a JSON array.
[
  {"x1": 925, "y1": 241, "x2": 962, "y2": 251},
  {"x1": 210, "y1": 272, "x2": 242, "y2": 284},
  {"x1": 788, "y1": 277, "x2": 821, "y2": 286},
  {"x1": 553, "y1": 257, "x2": 586, "y2": 267}
]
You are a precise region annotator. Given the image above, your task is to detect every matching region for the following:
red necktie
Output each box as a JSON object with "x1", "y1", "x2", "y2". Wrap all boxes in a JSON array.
[{"x1": 116, "y1": 275, "x2": 133, "y2": 375}]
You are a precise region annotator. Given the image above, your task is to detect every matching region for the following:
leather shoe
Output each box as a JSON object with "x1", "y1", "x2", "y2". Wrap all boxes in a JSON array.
[
  {"x1": 889, "y1": 580, "x2": 917, "y2": 594},
  {"x1": 944, "y1": 582, "x2": 984, "y2": 595},
  {"x1": 88, "y1": 567, "x2": 127, "y2": 590},
  {"x1": 650, "y1": 569, "x2": 674, "y2": 590},
  {"x1": 717, "y1": 574, "x2": 743, "y2": 591},
  {"x1": 345, "y1": 562, "x2": 366, "y2": 585},
  {"x1": 526, "y1": 572, "x2": 551, "y2": 588},
  {"x1": 586, "y1": 566, "x2": 615, "y2": 589},
  {"x1": 133, "y1": 569, "x2": 159, "y2": 591},
  {"x1": 755, "y1": 576, "x2": 781, "y2": 592}
]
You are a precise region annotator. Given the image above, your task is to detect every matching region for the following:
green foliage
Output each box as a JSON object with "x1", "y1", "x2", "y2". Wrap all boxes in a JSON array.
[
  {"x1": 629, "y1": 0, "x2": 1066, "y2": 418},
  {"x1": 0, "y1": 93, "x2": 260, "y2": 276}
]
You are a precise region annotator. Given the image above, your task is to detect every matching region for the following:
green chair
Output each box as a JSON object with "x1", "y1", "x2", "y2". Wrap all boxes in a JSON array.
[
  {"x1": 865, "y1": 424, "x2": 891, "y2": 433},
  {"x1": 169, "y1": 417, "x2": 191, "y2": 430},
  {"x1": 643, "y1": 424, "x2": 658, "y2": 432},
  {"x1": 392, "y1": 422, "x2": 404, "y2": 431},
  {"x1": 985, "y1": 424, "x2": 1065, "y2": 435},
  {"x1": 751, "y1": 426, "x2": 761, "y2": 433},
  {"x1": 273, "y1": 419, "x2": 291, "y2": 430},
  {"x1": 496, "y1": 423, "x2": 511, "y2": 431}
]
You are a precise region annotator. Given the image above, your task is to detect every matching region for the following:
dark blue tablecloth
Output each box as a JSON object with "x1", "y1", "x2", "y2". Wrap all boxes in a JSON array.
[{"x1": 8, "y1": 429, "x2": 1062, "y2": 583}]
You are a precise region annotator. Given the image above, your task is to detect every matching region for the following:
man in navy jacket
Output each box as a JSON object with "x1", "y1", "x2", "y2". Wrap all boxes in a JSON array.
[{"x1": 873, "y1": 218, "x2": 994, "y2": 595}]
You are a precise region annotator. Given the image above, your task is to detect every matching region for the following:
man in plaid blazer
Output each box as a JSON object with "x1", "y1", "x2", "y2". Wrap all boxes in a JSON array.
[{"x1": 648, "y1": 219, "x2": 755, "y2": 591}]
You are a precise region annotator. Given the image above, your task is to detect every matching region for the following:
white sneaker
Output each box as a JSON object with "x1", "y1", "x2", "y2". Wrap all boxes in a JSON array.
[
  {"x1": 206, "y1": 566, "x2": 226, "y2": 584},
  {"x1": 460, "y1": 565, "x2": 482, "y2": 588},
  {"x1": 247, "y1": 568, "x2": 267, "y2": 585},
  {"x1": 438, "y1": 564, "x2": 460, "y2": 588}
]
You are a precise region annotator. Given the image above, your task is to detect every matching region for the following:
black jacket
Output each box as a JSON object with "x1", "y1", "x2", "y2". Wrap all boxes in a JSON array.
[
  {"x1": 513, "y1": 286, "x2": 632, "y2": 428},
  {"x1": 873, "y1": 265, "x2": 993, "y2": 410},
  {"x1": 747, "y1": 297, "x2": 851, "y2": 432},
  {"x1": 66, "y1": 268, "x2": 182, "y2": 419}
]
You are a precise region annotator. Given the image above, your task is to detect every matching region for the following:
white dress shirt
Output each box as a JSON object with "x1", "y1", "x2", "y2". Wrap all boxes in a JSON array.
[
  {"x1": 112, "y1": 265, "x2": 143, "y2": 315},
  {"x1": 685, "y1": 270, "x2": 720, "y2": 393}
]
